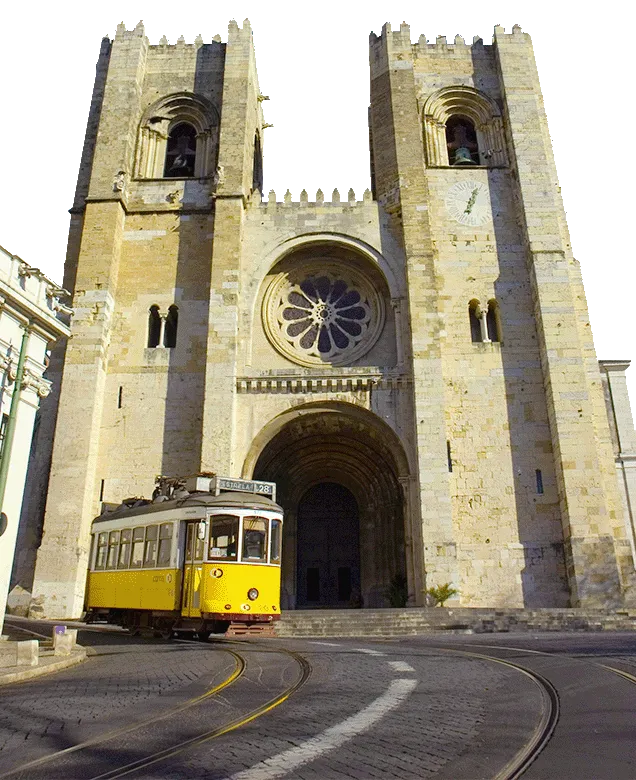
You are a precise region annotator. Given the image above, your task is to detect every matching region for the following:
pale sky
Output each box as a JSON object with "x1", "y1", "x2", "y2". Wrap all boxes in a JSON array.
[{"x1": 1, "y1": 0, "x2": 634, "y2": 408}]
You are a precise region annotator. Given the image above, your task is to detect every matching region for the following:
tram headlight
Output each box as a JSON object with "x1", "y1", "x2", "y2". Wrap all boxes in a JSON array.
[{"x1": 247, "y1": 588, "x2": 259, "y2": 601}]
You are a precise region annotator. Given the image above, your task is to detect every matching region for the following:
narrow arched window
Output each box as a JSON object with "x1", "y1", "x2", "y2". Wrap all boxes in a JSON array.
[
  {"x1": 164, "y1": 305, "x2": 179, "y2": 348},
  {"x1": 148, "y1": 305, "x2": 161, "y2": 348},
  {"x1": 164, "y1": 123, "x2": 197, "y2": 178},
  {"x1": 469, "y1": 300, "x2": 482, "y2": 343},
  {"x1": 252, "y1": 133, "x2": 263, "y2": 194},
  {"x1": 446, "y1": 115, "x2": 479, "y2": 165},
  {"x1": 487, "y1": 300, "x2": 501, "y2": 343}
]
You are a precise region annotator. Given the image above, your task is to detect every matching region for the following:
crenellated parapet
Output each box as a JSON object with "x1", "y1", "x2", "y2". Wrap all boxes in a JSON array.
[
  {"x1": 370, "y1": 21, "x2": 526, "y2": 53},
  {"x1": 252, "y1": 188, "x2": 374, "y2": 210},
  {"x1": 112, "y1": 17, "x2": 253, "y2": 48}
]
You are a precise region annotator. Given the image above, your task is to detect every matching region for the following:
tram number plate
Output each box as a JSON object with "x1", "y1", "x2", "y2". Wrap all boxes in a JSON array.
[{"x1": 215, "y1": 478, "x2": 275, "y2": 497}]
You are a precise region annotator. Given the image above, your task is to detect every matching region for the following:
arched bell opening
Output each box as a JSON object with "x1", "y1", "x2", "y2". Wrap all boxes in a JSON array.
[{"x1": 248, "y1": 405, "x2": 409, "y2": 609}]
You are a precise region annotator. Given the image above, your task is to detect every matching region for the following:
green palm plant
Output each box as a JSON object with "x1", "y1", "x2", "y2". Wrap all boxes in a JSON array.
[{"x1": 427, "y1": 583, "x2": 458, "y2": 607}]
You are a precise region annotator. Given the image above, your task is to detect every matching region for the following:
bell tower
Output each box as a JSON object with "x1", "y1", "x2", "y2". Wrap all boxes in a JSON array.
[
  {"x1": 30, "y1": 19, "x2": 264, "y2": 618},
  {"x1": 369, "y1": 23, "x2": 634, "y2": 607}
]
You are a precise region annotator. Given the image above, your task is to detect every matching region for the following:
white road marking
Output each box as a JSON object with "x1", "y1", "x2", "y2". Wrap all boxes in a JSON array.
[
  {"x1": 229, "y1": 678, "x2": 418, "y2": 780},
  {"x1": 354, "y1": 648, "x2": 385, "y2": 656},
  {"x1": 388, "y1": 660, "x2": 415, "y2": 673},
  {"x1": 308, "y1": 641, "x2": 342, "y2": 647}
]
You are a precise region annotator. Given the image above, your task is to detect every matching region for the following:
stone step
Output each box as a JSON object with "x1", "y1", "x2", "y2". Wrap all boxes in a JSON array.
[{"x1": 274, "y1": 607, "x2": 636, "y2": 637}]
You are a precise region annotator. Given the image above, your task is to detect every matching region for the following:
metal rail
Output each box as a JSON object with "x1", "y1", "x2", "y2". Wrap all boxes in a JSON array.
[
  {"x1": 0, "y1": 645, "x2": 246, "y2": 779},
  {"x1": 91, "y1": 646, "x2": 312, "y2": 779}
]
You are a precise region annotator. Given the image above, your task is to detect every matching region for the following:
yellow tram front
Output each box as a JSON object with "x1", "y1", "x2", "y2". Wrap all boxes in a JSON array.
[
  {"x1": 86, "y1": 478, "x2": 283, "y2": 636},
  {"x1": 182, "y1": 498, "x2": 282, "y2": 624}
]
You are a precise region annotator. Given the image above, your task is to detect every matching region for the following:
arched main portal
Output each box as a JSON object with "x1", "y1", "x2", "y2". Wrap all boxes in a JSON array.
[{"x1": 247, "y1": 404, "x2": 410, "y2": 609}]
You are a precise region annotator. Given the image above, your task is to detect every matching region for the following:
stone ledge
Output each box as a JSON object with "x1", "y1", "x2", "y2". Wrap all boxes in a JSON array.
[{"x1": 0, "y1": 647, "x2": 87, "y2": 686}]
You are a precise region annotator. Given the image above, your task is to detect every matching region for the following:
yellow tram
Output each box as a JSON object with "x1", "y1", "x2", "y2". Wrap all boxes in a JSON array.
[{"x1": 85, "y1": 476, "x2": 283, "y2": 637}]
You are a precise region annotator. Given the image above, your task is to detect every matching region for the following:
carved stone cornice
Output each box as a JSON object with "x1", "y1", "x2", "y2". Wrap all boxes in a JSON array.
[{"x1": 236, "y1": 371, "x2": 411, "y2": 394}]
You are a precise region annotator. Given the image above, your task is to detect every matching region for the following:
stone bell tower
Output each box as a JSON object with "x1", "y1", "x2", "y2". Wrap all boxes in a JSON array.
[
  {"x1": 30, "y1": 19, "x2": 265, "y2": 618},
  {"x1": 368, "y1": 23, "x2": 634, "y2": 608}
]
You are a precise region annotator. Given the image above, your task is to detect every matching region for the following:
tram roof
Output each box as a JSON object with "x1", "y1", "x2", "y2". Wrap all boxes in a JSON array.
[{"x1": 93, "y1": 490, "x2": 283, "y2": 524}]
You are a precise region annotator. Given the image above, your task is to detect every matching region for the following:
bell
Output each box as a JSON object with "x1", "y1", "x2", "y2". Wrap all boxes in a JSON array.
[{"x1": 453, "y1": 146, "x2": 477, "y2": 165}]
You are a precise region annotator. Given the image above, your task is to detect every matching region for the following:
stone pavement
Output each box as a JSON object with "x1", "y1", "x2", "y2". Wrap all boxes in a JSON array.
[{"x1": 1, "y1": 622, "x2": 635, "y2": 778}]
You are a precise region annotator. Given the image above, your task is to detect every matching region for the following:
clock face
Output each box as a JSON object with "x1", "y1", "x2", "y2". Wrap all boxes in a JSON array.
[{"x1": 445, "y1": 180, "x2": 489, "y2": 227}]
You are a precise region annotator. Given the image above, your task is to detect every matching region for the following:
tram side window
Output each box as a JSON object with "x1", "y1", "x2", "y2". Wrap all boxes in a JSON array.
[
  {"x1": 270, "y1": 519, "x2": 281, "y2": 564},
  {"x1": 118, "y1": 529, "x2": 132, "y2": 568},
  {"x1": 157, "y1": 523, "x2": 173, "y2": 566},
  {"x1": 107, "y1": 531, "x2": 120, "y2": 569},
  {"x1": 209, "y1": 514, "x2": 239, "y2": 560},
  {"x1": 144, "y1": 525, "x2": 158, "y2": 567},
  {"x1": 242, "y1": 517, "x2": 268, "y2": 563},
  {"x1": 95, "y1": 532, "x2": 108, "y2": 570},
  {"x1": 131, "y1": 528, "x2": 145, "y2": 568}
]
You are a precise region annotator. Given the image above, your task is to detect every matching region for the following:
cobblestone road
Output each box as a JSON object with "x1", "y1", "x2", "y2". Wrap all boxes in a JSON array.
[{"x1": 0, "y1": 623, "x2": 635, "y2": 779}]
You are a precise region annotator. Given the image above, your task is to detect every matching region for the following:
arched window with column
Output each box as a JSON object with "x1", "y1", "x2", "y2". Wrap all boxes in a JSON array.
[
  {"x1": 134, "y1": 93, "x2": 219, "y2": 180},
  {"x1": 147, "y1": 305, "x2": 161, "y2": 348},
  {"x1": 423, "y1": 86, "x2": 507, "y2": 168},
  {"x1": 164, "y1": 305, "x2": 179, "y2": 348},
  {"x1": 252, "y1": 132, "x2": 263, "y2": 194},
  {"x1": 486, "y1": 299, "x2": 502, "y2": 343},
  {"x1": 468, "y1": 299, "x2": 482, "y2": 343}
]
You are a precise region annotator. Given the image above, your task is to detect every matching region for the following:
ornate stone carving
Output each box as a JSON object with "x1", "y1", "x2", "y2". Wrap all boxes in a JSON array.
[
  {"x1": 113, "y1": 170, "x2": 127, "y2": 193},
  {"x1": 263, "y1": 263, "x2": 385, "y2": 367}
]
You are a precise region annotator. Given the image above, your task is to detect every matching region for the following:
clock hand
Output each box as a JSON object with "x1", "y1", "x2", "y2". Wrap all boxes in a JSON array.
[{"x1": 464, "y1": 188, "x2": 479, "y2": 214}]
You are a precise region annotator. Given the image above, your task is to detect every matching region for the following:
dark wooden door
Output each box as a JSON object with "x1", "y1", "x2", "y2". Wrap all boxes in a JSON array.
[{"x1": 296, "y1": 483, "x2": 360, "y2": 607}]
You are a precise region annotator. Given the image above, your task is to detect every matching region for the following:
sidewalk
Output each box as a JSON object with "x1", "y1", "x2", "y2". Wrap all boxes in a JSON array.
[{"x1": 0, "y1": 617, "x2": 87, "y2": 685}]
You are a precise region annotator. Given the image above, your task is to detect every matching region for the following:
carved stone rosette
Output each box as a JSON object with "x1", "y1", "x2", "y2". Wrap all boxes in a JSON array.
[{"x1": 263, "y1": 263, "x2": 385, "y2": 367}]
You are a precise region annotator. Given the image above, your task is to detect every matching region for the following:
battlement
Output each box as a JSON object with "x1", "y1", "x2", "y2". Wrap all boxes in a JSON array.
[
  {"x1": 253, "y1": 188, "x2": 375, "y2": 209},
  {"x1": 105, "y1": 16, "x2": 256, "y2": 48},
  {"x1": 370, "y1": 22, "x2": 528, "y2": 53}
]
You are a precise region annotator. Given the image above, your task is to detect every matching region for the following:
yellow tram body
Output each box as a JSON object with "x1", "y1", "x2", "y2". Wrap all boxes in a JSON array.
[{"x1": 85, "y1": 482, "x2": 283, "y2": 635}]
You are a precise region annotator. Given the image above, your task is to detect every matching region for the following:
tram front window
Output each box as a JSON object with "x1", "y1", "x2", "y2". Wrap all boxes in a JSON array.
[
  {"x1": 242, "y1": 517, "x2": 268, "y2": 562},
  {"x1": 209, "y1": 514, "x2": 239, "y2": 560}
]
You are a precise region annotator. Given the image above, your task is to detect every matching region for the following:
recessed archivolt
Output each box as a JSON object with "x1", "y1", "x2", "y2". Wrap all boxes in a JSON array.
[
  {"x1": 423, "y1": 86, "x2": 500, "y2": 126},
  {"x1": 243, "y1": 401, "x2": 412, "y2": 482},
  {"x1": 422, "y1": 86, "x2": 507, "y2": 167},
  {"x1": 134, "y1": 92, "x2": 220, "y2": 178},
  {"x1": 247, "y1": 234, "x2": 403, "y2": 307}
]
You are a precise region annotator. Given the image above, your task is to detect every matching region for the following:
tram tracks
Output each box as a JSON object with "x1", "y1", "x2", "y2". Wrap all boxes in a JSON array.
[
  {"x1": 429, "y1": 648, "x2": 560, "y2": 780},
  {"x1": 0, "y1": 642, "x2": 311, "y2": 780},
  {"x1": 2, "y1": 629, "x2": 636, "y2": 780},
  {"x1": 428, "y1": 640, "x2": 636, "y2": 780}
]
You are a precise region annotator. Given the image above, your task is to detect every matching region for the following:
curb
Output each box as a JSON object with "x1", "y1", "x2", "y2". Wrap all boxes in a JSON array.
[{"x1": 0, "y1": 647, "x2": 88, "y2": 686}]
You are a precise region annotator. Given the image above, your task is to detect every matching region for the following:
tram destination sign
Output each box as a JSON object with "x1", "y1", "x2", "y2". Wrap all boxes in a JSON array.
[{"x1": 213, "y1": 477, "x2": 276, "y2": 501}]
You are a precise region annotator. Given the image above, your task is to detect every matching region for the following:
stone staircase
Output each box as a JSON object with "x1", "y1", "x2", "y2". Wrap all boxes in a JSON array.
[{"x1": 274, "y1": 607, "x2": 636, "y2": 638}]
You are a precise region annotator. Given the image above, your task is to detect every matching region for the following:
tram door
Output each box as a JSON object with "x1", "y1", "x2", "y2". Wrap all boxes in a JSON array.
[{"x1": 182, "y1": 521, "x2": 205, "y2": 617}]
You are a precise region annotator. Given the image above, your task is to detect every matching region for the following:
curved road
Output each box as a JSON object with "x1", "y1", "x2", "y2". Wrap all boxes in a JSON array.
[{"x1": 0, "y1": 621, "x2": 634, "y2": 779}]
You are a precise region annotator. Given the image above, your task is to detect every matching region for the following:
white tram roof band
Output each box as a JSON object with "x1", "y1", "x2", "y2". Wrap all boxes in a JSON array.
[{"x1": 93, "y1": 491, "x2": 283, "y2": 526}]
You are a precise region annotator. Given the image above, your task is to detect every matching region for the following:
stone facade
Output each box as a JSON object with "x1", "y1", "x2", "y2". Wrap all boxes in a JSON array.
[
  {"x1": 25, "y1": 20, "x2": 636, "y2": 618},
  {"x1": 0, "y1": 244, "x2": 70, "y2": 634}
]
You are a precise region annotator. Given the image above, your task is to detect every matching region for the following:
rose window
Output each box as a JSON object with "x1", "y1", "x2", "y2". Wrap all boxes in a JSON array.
[{"x1": 263, "y1": 265, "x2": 385, "y2": 367}]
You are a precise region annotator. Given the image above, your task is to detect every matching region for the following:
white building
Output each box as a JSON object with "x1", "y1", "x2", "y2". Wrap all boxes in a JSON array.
[{"x1": 0, "y1": 244, "x2": 70, "y2": 634}]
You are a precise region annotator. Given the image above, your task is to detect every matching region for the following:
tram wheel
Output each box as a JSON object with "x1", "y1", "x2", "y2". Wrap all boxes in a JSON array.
[{"x1": 196, "y1": 631, "x2": 210, "y2": 642}]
